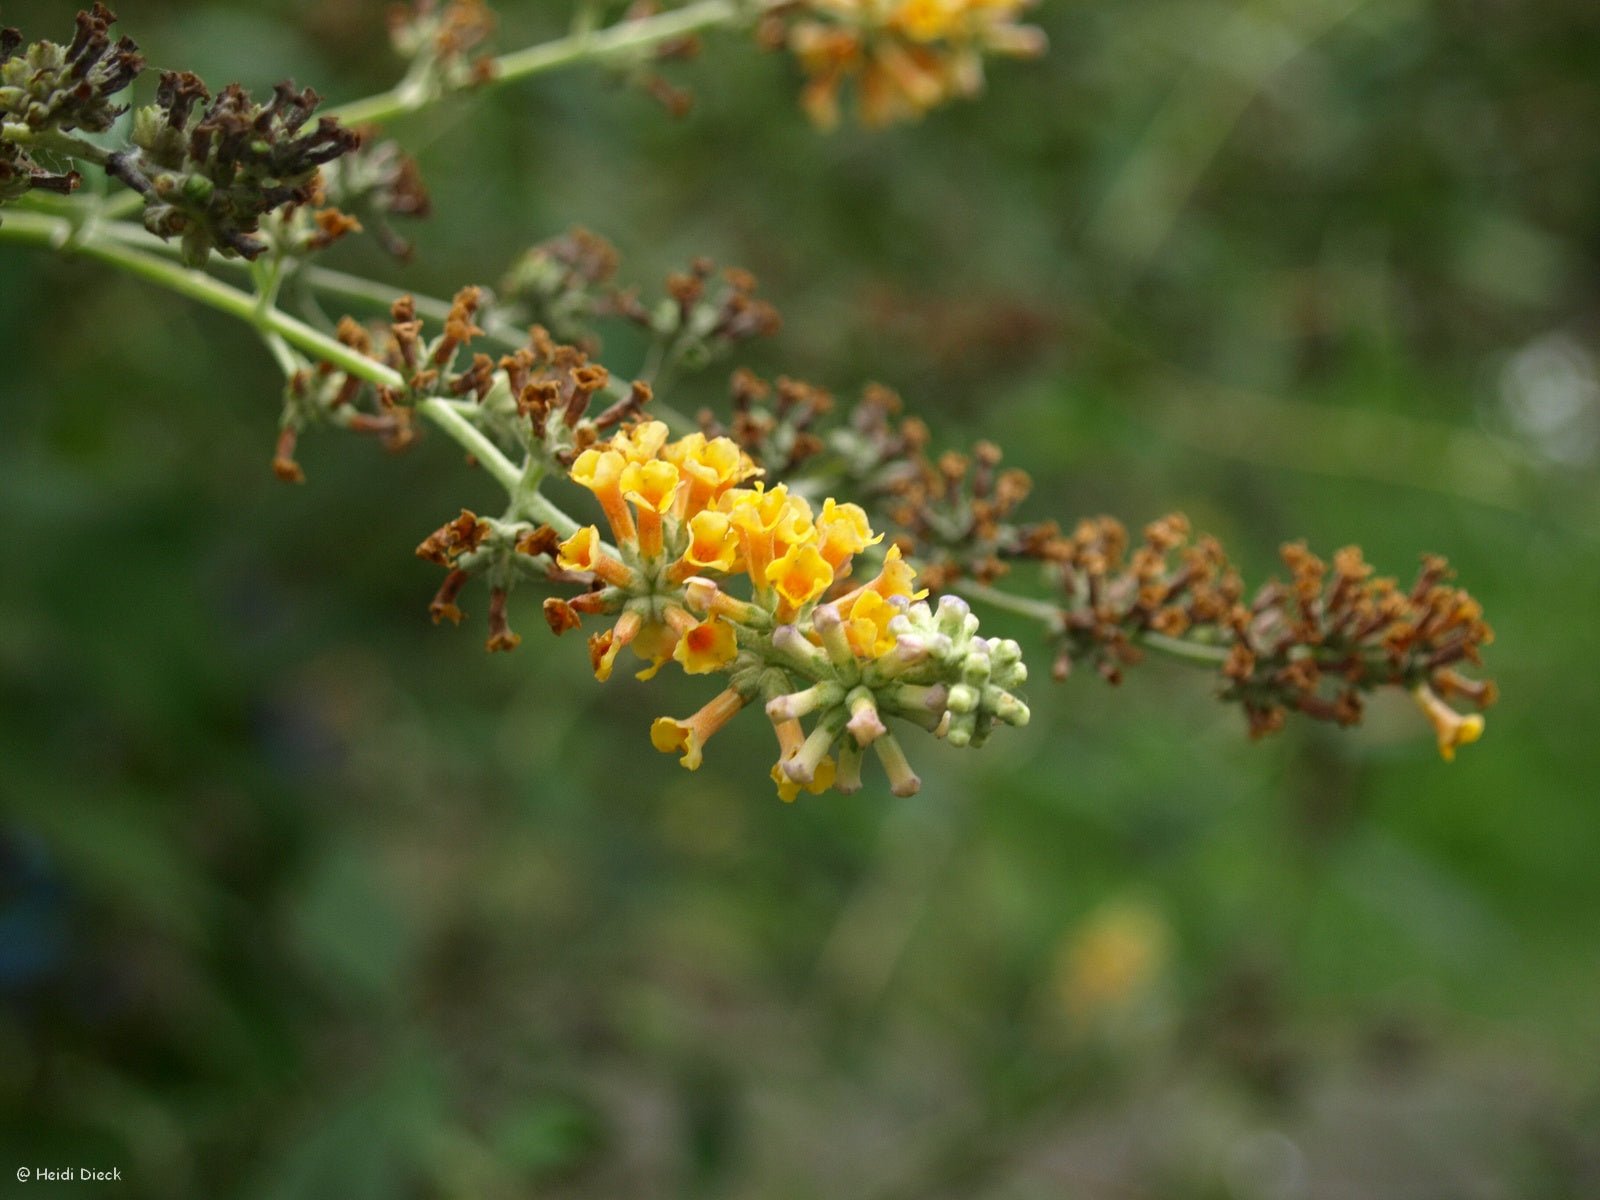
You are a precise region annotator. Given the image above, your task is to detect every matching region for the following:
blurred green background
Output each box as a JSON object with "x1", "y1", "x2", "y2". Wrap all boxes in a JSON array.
[{"x1": 3, "y1": 0, "x2": 1599, "y2": 1196}]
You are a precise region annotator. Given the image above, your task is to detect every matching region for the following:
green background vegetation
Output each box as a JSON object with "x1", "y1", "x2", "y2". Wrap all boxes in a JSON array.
[{"x1": 2, "y1": 0, "x2": 1598, "y2": 1196}]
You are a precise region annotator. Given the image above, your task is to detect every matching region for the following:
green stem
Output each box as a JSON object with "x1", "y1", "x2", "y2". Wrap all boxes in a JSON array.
[
  {"x1": 9, "y1": 126, "x2": 112, "y2": 167},
  {"x1": 518, "y1": 490, "x2": 585, "y2": 540},
  {"x1": 1139, "y1": 631, "x2": 1230, "y2": 666},
  {"x1": 0, "y1": 210, "x2": 394, "y2": 383},
  {"x1": 952, "y1": 579, "x2": 1061, "y2": 627},
  {"x1": 953, "y1": 578, "x2": 1235, "y2": 668},
  {"x1": 88, "y1": 217, "x2": 701, "y2": 432},
  {"x1": 0, "y1": 208, "x2": 524, "y2": 493},
  {"x1": 329, "y1": 0, "x2": 747, "y2": 127},
  {"x1": 416, "y1": 398, "x2": 521, "y2": 492}
]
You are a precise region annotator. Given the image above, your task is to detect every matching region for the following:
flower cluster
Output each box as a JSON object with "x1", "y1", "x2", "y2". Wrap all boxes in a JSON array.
[
  {"x1": 415, "y1": 509, "x2": 561, "y2": 652},
  {"x1": 126, "y1": 73, "x2": 359, "y2": 264},
  {"x1": 698, "y1": 369, "x2": 837, "y2": 476},
  {"x1": 387, "y1": 0, "x2": 499, "y2": 94},
  {"x1": 1, "y1": 4, "x2": 142, "y2": 203},
  {"x1": 2, "y1": 6, "x2": 1500, "y2": 793},
  {"x1": 541, "y1": 419, "x2": 1030, "y2": 798},
  {"x1": 1023, "y1": 515, "x2": 1495, "y2": 759},
  {"x1": 275, "y1": 287, "x2": 513, "y2": 480},
  {"x1": 703, "y1": 374, "x2": 1033, "y2": 585},
  {"x1": 606, "y1": 257, "x2": 782, "y2": 376},
  {"x1": 761, "y1": 0, "x2": 1047, "y2": 128},
  {"x1": 500, "y1": 227, "x2": 620, "y2": 348},
  {"x1": 316, "y1": 131, "x2": 432, "y2": 260},
  {"x1": 875, "y1": 436, "x2": 1034, "y2": 587},
  {"x1": 0, "y1": 4, "x2": 141, "y2": 136}
]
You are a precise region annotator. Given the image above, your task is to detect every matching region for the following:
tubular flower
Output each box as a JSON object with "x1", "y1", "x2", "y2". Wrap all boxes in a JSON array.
[
  {"x1": 674, "y1": 616, "x2": 739, "y2": 675},
  {"x1": 1412, "y1": 683, "x2": 1485, "y2": 762},
  {"x1": 766, "y1": 541, "x2": 834, "y2": 616},
  {"x1": 651, "y1": 687, "x2": 748, "y2": 771},
  {"x1": 546, "y1": 418, "x2": 1028, "y2": 799},
  {"x1": 769, "y1": 0, "x2": 1046, "y2": 128},
  {"x1": 815, "y1": 498, "x2": 881, "y2": 573}
]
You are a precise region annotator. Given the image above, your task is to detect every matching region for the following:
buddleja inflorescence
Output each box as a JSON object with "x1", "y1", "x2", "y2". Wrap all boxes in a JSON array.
[{"x1": 0, "y1": 2, "x2": 1496, "y2": 799}]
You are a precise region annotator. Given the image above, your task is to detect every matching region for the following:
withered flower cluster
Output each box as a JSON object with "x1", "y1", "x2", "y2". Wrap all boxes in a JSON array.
[
  {"x1": 698, "y1": 369, "x2": 837, "y2": 476},
  {"x1": 874, "y1": 433, "x2": 1034, "y2": 589},
  {"x1": 0, "y1": 4, "x2": 141, "y2": 135},
  {"x1": 126, "y1": 74, "x2": 360, "y2": 264},
  {"x1": 687, "y1": 365, "x2": 1496, "y2": 757},
  {"x1": 317, "y1": 131, "x2": 432, "y2": 260},
  {"x1": 607, "y1": 257, "x2": 782, "y2": 375},
  {"x1": 500, "y1": 227, "x2": 620, "y2": 347},
  {"x1": 272, "y1": 289, "x2": 500, "y2": 482},
  {"x1": 1, "y1": 5, "x2": 143, "y2": 201},
  {"x1": 387, "y1": 0, "x2": 499, "y2": 94},
  {"x1": 415, "y1": 509, "x2": 564, "y2": 653},
  {"x1": 1015, "y1": 515, "x2": 1495, "y2": 756},
  {"x1": 707, "y1": 376, "x2": 1032, "y2": 586},
  {"x1": 277, "y1": 285, "x2": 661, "y2": 651}
]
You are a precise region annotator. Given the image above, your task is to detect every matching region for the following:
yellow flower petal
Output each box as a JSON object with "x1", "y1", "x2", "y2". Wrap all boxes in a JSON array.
[
  {"x1": 680, "y1": 509, "x2": 740, "y2": 573},
  {"x1": 766, "y1": 542, "x2": 834, "y2": 612},
  {"x1": 673, "y1": 616, "x2": 740, "y2": 675}
]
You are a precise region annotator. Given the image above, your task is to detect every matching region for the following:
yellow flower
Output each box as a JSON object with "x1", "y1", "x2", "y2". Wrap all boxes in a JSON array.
[
  {"x1": 556, "y1": 524, "x2": 634, "y2": 587},
  {"x1": 651, "y1": 687, "x2": 748, "y2": 771},
  {"x1": 674, "y1": 509, "x2": 741, "y2": 577},
  {"x1": 610, "y1": 419, "x2": 671, "y2": 464},
  {"x1": 1412, "y1": 684, "x2": 1485, "y2": 761},
  {"x1": 620, "y1": 458, "x2": 681, "y2": 558},
  {"x1": 868, "y1": 543, "x2": 925, "y2": 601},
  {"x1": 557, "y1": 524, "x2": 601, "y2": 572},
  {"x1": 673, "y1": 616, "x2": 740, "y2": 675},
  {"x1": 619, "y1": 458, "x2": 680, "y2": 514},
  {"x1": 570, "y1": 447, "x2": 635, "y2": 545},
  {"x1": 815, "y1": 497, "x2": 881, "y2": 573},
  {"x1": 631, "y1": 617, "x2": 681, "y2": 681},
  {"x1": 724, "y1": 483, "x2": 813, "y2": 590},
  {"x1": 771, "y1": 755, "x2": 836, "y2": 803},
  {"x1": 766, "y1": 541, "x2": 834, "y2": 615},
  {"x1": 891, "y1": 0, "x2": 1032, "y2": 42},
  {"x1": 841, "y1": 588, "x2": 899, "y2": 658},
  {"x1": 664, "y1": 432, "x2": 762, "y2": 518},
  {"x1": 785, "y1": 0, "x2": 1043, "y2": 129},
  {"x1": 892, "y1": 0, "x2": 960, "y2": 41},
  {"x1": 1054, "y1": 900, "x2": 1168, "y2": 1024}
]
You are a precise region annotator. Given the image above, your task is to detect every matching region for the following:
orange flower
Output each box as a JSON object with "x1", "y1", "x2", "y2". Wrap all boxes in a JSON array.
[
  {"x1": 592, "y1": 609, "x2": 642, "y2": 682},
  {"x1": 673, "y1": 616, "x2": 740, "y2": 675},
  {"x1": 664, "y1": 432, "x2": 762, "y2": 517},
  {"x1": 673, "y1": 509, "x2": 741, "y2": 578},
  {"x1": 556, "y1": 524, "x2": 634, "y2": 587},
  {"x1": 611, "y1": 418, "x2": 671, "y2": 464},
  {"x1": 569, "y1": 448, "x2": 635, "y2": 545},
  {"x1": 620, "y1": 458, "x2": 680, "y2": 557},
  {"x1": 723, "y1": 483, "x2": 813, "y2": 591},
  {"x1": 766, "y1": 542, "x2": 834, "y2": 616},
  {"x1": 868, "y1": 543, "x2": 925, "y2": 601},
  {"x1": 651, "y1": 687, "x2": 748, "y2": 770},
  {"x1": 815, "y1": 498, "x2": 880, "y2": 573}
]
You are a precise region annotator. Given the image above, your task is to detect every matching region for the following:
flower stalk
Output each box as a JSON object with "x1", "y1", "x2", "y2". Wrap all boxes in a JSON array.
[{"x1": 1, "y1": 2, "x2": 1496, "y2": 798}]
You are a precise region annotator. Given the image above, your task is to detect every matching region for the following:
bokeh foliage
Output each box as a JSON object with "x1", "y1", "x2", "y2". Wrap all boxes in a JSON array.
[{"x1": 2, "y1": 0, "x2": 1598, "y2": 1196}]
